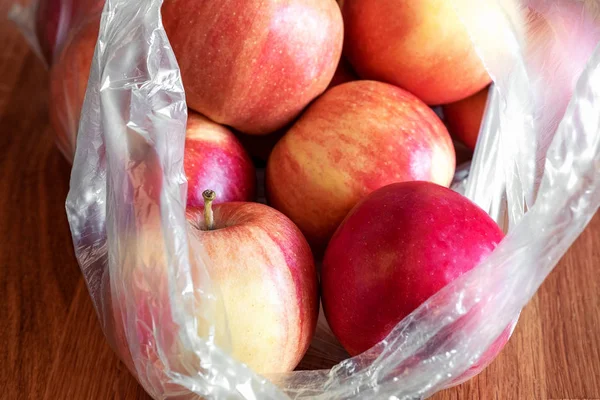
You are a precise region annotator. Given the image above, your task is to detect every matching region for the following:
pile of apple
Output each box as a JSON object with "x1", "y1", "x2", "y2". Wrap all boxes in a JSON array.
[{"x1": 45, "y1": 0, "x2": 512, "y2": 378}]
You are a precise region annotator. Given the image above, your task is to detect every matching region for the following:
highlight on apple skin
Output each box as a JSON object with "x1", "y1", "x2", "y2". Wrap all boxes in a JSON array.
[
  {"x1": 321, "y1": 181, "x2": 508, "y2": 364},
  {"x1": 266, "y1": 80, "x2": 455, "y2": 253},
  {"x1": 162, "y1": 0, "x2": 344, "y2": 135},
  {"x1": 184, "y1": 114, "x2": 256, "y2": 206},
  {"x1": 341, "y1": 0, "x2": 492, "y2": 105}
]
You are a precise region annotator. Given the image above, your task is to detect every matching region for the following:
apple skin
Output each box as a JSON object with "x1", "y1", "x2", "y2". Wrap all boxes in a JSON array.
[
  {"x1": 266, "y1": 80, "x2": 455, "y2": 253},
  {"x1": 186, "y1": 202, "x2": 319, "y2": 373},
  {"x1": 342, "y1": 0, "x2": 491, "y2": 105},
  {"x1": 161, "y1": 0, "x2": 344, "y2": 135},
  {"x1": 321, "y1": 181, "x2": 506, "y2": 360},
  {"x1": 443, "y1": 87, "x2": 489, "y2": 151},
  {"x1": 184, "y1": 114, "x2": 256, "y2": 206},
  {"x1": 229, "y1": 69, "x2": 364, "y2": 166},
  {"x1": 109, "y1": 201, "x2": 319, "y2": 378}
]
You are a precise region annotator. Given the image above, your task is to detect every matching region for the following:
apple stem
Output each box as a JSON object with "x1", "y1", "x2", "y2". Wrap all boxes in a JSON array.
[{"x1": 202, "y1": 189, "x2": 216, "y2": 230}]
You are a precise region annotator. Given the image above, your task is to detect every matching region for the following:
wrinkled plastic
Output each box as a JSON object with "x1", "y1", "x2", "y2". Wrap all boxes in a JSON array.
[
  {"x1": 9, "y1": 0, "x2": 104, "y2": 65},
  {"x1": 9, "y1": 0, "x2": 104, "y2": 159},
  {"x1": 9, "y1": 2, "x2": 45, "y2": 63},
  {"x1": 17, "y1": 0, "x2": 600, "y2": 398}
]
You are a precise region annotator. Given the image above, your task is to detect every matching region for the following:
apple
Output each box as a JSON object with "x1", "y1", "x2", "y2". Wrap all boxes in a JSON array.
[
  {"x1": 187, "y1": 191, "x2": 319, "y2": 373},
  {"x1": 443, "y1": 87, "x2": 489, "y2": 151},
  {"x1": 342, "y1": 0, "x2": 496, "y2": 105},
  {"x1": 266, "y1": 80, "x2": 455, "y2": 252},
  {"x1": 321, "y1": 181, "x2": 508, "y2": 364},
  {"x1": 161, "y1": 0, "x2": 344, "y2": 135},
  {"x1": 110, "y1": 190, "x2": 318, "y2": 377}
]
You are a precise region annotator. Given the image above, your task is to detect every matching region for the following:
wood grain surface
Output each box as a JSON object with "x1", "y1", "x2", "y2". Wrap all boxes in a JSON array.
[{"x1": 1, "y1": 1, "x2": 599, "y2": 399}]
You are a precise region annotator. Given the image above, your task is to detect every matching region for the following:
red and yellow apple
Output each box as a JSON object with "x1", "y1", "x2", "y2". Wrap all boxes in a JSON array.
[
  {"x1": 110, "y1": 191, "x2": 318, "y2": 377},
  {"x1": 266, "y1": 80, "x2": 455, "y2": 252},
  {"x1": 443, "y1": 87, "x2": 489, "y2": 151},
  {"x1": 342, "y1": 0, "x2": 494, "y2": 105},
  {"x1": 187, "y1": 193, "x2": 318, "y2": 372},
  {"x1": 321, "y1": 181, "x2": 508, "y2": 363},
  {"x1": 162, "y1": 0, "x2": 344, "y2": 135}
]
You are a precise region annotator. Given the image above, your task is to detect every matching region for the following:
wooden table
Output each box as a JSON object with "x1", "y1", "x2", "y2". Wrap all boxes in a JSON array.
[{"x1": 1, "y1": 2, "x2": 599, "y2": 399}]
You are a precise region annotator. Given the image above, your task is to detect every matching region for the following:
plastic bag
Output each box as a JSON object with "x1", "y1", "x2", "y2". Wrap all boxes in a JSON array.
[
  {"x1": 16, "y1": 0, "x2": 600, "y2": 398},
  {"x1": 9, "y1": 0, "x2": 104, "y2": 65}
]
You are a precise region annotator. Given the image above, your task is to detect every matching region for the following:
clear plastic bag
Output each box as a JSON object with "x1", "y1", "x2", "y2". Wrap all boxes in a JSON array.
[
  {"x1": 9, "y1": 0, "x2": 104, "y2": 65},
  {"x1": 9, "y1": 0, "x2": 104, "y2": 159},
  {"x1": 17, "y1": 0, "x2": 600, "y2": 398}
]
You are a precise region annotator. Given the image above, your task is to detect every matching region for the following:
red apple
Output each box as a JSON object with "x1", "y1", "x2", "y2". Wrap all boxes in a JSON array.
[
  {"x1": 342, "y1": 0, "x2": 495, "y2": 105},
  {"x1": 266, "y1": 80, "x2": 455, "y2": 252},
  {"x1": 110, "y1": 191, "x2": 318, "y2": 377},
  {"x1": 321, "y1": 181, "x2": 507, "y2": 362},
  {"x1": 184, "y1": 114, "x2": 256, "y2": 206},
  {"x1": 161, "y1": 0, "x2": 344, "y2": 135},
  {"x1": 443, "y1": 87, "x2": 489, "y2": 151}
]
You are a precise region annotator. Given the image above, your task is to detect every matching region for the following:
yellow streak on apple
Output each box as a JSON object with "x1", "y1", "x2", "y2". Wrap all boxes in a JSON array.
[
  {"x1": 189, "y1": 202, "x2": 305, "y2": 374},
  {"x1": 185, "y1": 113, "x2": 233, "y2": 145}
]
